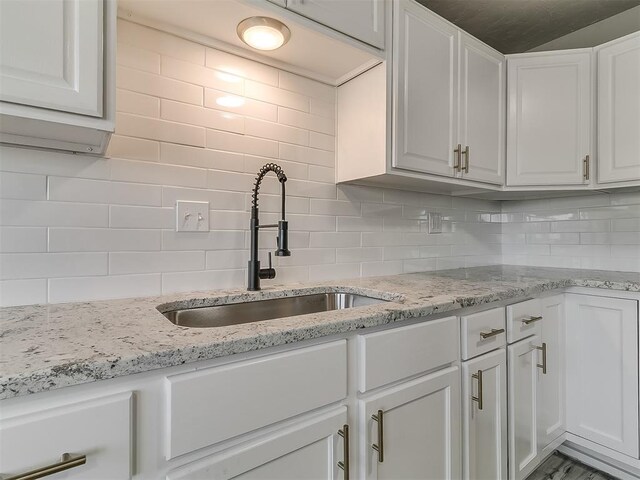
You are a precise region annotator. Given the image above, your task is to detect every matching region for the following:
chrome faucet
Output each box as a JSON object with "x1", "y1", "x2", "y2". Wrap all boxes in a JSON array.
[{"x1": 248, "y1": 163, "x2": 290, "y2": 291}]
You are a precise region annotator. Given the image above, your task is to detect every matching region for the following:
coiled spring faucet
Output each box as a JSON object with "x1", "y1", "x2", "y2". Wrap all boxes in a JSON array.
[{"x1": 248, "y1": 163, "x2": 290, "y2": 291}]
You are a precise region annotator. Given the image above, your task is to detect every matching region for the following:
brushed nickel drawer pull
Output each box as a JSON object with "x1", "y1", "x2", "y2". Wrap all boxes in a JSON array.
[
  {"x1": 462, "y1": 145, "x2": 470, "y2": 173},
  {"x1": 2, "y1": 453, "x2": 86, "y2": 480},
  {"x1": 337, "y1": 424, "x2": 350, "y2": 479},
  {"x1": 522, "y1": 315, "x2": 543, "y2": 325},
  {"x1": 472, "y1": 369, "x2": 484, "y2": 410},
  {"x1": 479, "y1": 328, "x2": 505, "y2": 339},
  {"x1": 536, "y1": 342, "x2": 547, "y2": 374},
  {"x1": 583, "y1": 155, "x2": 590, "y2": 180},
  {"x1": 371, "y1": 409, "x2": 384, "y2": 463},
  {"x1": 454, "y1": 144, "x2": 462, "y2": 172}
]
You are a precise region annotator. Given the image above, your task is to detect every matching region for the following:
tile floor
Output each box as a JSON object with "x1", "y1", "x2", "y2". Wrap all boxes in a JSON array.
[{"x1": 527, "y1": 452, "x2": 616, "y2": 480}]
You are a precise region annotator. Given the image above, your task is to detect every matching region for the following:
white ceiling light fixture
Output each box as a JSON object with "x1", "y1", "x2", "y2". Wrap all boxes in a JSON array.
[{"x1": 237, "y1": 16, "x2": 291, "y2": 51}]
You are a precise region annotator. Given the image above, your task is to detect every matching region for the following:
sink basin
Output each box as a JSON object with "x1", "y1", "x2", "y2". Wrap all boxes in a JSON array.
[{"x1": 162, "y1": 292, "x2": 389, "y2": 328}]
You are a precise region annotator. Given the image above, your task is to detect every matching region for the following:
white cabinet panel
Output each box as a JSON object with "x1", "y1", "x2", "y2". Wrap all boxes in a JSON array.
[
  {"x1": 166, "y1": 340, "x2": 347, "y2": 459},
  {"x1": 286, "y1": 0, "x2": 385, "y2": 49},
  {"x1": 566, "y1": 294, "x2": 639, "y2": 458},
  {"x1": 0, "y1": 392, "x2": 132, "y2": 479},
  {"x1": 597, "y1": 32, "x2": 640, "y2": 184},
  {"x1": 507, "y1": 51, "x2": 592, "y2": 186},
  {"x1": 460, "y1": 307, "x2": 506, "y2": 360},
  {"x1": 0, "y1": 0, "x2": 103, "y2": 117},
  {"x1": 361, "y1": 366, "x2": 461, "y2": 480},
  {"x1": 462, "y1": 349, "x2": 507, "y2": 480},
  {"x1": 167, "y1": 408, "x2": 347, "y2": 480},
  {"x1": 508, "y1": 335, "x2": 542, "y2": 480},
  {"x1": 459, "y1": 33, "x2": 505, "y2": 185},
  {"x1": 358, "y1": 316, "x2": 458, "y2": 392},
  {"x1": 538, "y1": 294, "x2": 565, "y2": 448},
  {"x1": 394, "y1": 0, "x2": 458, "y2": 177}
]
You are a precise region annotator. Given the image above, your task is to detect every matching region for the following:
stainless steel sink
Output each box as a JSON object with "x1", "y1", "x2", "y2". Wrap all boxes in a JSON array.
[{"x1": 162, "y1": 292, "x2": 389, "y2": 328}]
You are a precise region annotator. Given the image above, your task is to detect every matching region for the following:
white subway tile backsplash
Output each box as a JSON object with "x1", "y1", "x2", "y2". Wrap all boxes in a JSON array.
[
  {"x1": 49, "y1": 228, "x2": 161, "y2": 252},
  {"x1": 49, "y1": 274, "x2": 162, "y2": 303},
  {"x1": 0, "y1": 279, "x2": 47, "y2": 306},
  {"x1": 117, "y1": 43, "x2": 161, "y2": 74},
  {"x1": 0, "y1": 253, "x2": 107, "y2": 280},
  {"x1": 0, "y1": 199, "x2": 108, "y2": 227},
  {"x1": 2, "y1": 20, "x2": 637, "y2": 306},
  {"x1": 116, "y1": 89, "x2": 160, "y2": 117},
  {"x1": 110, "y1": 251, "x2": 205, "y2": 275},
  {"x1": 0, "y1": 227, "x2": 47, "y2": 253},
  {"x1": 161, "y1": 99, "x2": 245, "y2": 134},
  {"x1": 117, "y1": 67, "x2": 203, "y2": 105}
]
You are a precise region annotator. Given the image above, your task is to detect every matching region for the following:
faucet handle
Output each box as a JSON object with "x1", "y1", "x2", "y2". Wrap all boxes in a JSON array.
[{"x1": 259, "y1": 251, "x2": 276, "y2": 280}]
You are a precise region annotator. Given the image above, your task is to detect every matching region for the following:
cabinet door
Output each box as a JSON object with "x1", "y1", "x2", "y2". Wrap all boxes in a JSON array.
[
  {"x1": 286, "y1": 0, "x2": 385, "y2": 49},
  {"x1": 566, "y1": 294, "x2": 639, "y2": 458},
  {"x1": 538, "y1": 295, "x2": 565, "y2": 449},
  {"x1": 462, "y1": 349, "x2": 507, "y2": 480},
  {"x1": 0, "y1": 0, "x2": 103, "y2": 117},
  {"x1": 597, "y1": 32, "x2": 640, "y2": 184},
  {"x1": 508, "y1": 335, "x2": 542, "y2": 480},
  {"x1": 459, "y1": 33, "x2": 505, "y2": 185},
  {"x1": 167, "y1": 408, "x2": 348, "y2": 480},
  {"x1": 507, "y1": 51, "x2": 592, "y2": 186},
  {"x1": 361, "y1": 366, "x2": 461, "y2": 480},
  {"x1": 394, "y1": 0, "x2": 458, "y2": 178}
]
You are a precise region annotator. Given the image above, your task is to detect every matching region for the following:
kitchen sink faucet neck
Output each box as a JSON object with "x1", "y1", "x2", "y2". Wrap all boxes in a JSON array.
[{"x1": 248, "y1": 163, "x2": 290, "y2": 291}]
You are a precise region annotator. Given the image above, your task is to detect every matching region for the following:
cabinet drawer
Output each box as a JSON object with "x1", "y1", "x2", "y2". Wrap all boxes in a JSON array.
[
  {"x1": 166, "y1": 340, "x2": 347, "y2": 459},
  {"x1": 507, "y1": 298, "x2": 543, "y2": 343},
  {"x1": 461, "y1": 307, "x2": 506, "y2": 360},
  {"x1": 0, "y1": 392, "x2": 132, "y2": 479},
  {"x1": 358, "y1": 316, "x2": 458, "y2": 392}
]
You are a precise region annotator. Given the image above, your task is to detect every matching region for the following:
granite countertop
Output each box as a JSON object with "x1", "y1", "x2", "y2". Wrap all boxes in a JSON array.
[{"x1": 1, "y1": 265, "x2": 639, "y2": 400}]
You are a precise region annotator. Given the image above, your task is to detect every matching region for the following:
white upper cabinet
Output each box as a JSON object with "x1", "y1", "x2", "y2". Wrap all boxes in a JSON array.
[
  {"x1": 507, "y1": 50, "x2": 593, "y2": 186},
  {"x1": 0, "y1": 0, "x2": 103, "y2": 117},
  {"x1": 458, "y1": 33, "x2": 505, "y2": 185},
  {"x1": 0, "y1": 0, "x2": 114, "y2": 154},
  {"x1": 596, "y1": 31, "x2": 640, "y2": 185},
  {"x1": 394, "y1": 0, "x2": 458, "y2": 178},
  {"x1": 566, "y1": 294, "x2": 639, "y2": 458},
  {"x1": 285, "y1": 0, "x2": 385, "y2": 49}
]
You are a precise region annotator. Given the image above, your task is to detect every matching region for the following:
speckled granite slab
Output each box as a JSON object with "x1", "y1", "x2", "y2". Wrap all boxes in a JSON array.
[{"x1": 1, "y1": 265, "x2": 638, "y2": 400}]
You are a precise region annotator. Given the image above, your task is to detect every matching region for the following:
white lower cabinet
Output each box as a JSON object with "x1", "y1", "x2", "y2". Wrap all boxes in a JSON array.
[
  {"x1": 508, "y1": 335, "x2": 543, "y2": 480},
  {"x1": 462, "y1": 349, "x2": 507, "y2": 480},
  {"x1": 360, "y1": 366, "x2": 461, "y2": 480},
  {"x1": 167, "y1": 407, "x2": 348, "y2": 480},
  {"x1": 0, "y1": 392, "x2": 132, "y2": 479},
  {"x1": 538, "y1": 295, "x2": 565, "y2": 449},
  {"x1": 566, "y1": 294, "x2": 639, "y2": 458}
]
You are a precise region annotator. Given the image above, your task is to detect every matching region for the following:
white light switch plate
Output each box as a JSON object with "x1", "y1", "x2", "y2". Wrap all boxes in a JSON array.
[
  {"x1": 176, "y1": 201, "x2": 209, "y2": 232},
  {"x1": 428, "y1": 213, "x2": 443, "y2": 234}
]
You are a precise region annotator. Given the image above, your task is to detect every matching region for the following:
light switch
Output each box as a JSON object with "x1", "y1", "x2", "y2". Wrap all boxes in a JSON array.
[
  {"x1": 176, "y1": 201, "x2": 209, "y2": 232},
  {"x1": 428, "y1": 213, "x2": 442, "y2": 234}
]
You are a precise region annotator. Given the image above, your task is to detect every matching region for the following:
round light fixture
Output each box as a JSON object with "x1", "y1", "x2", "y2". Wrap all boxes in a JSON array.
[{"x1": 237, "y1": 16, "x2": 291, "y2": 51}]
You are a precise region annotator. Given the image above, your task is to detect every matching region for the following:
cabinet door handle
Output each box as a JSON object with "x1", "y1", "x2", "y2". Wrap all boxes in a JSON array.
[
  {"x1": 522, "y1": 315, "x2": 543, "y2": 325},
  {"x1": 2, "y1": 453, "x2": 86, "y2": 480},
  {"x1": 479, "y1": 328, "x2": 505, "y2": 339},
  {"x1": 536, "y1": 342, "x2": 547, "y2": 374},
  {"x1": 454, "y1": 144, "x2": 462, "y2": 172},
  {"x1": 371, "y1": 409, "x2": 384, "y2": 463},
  {"x1": 337, "y1": 424, "x2": 350, "y2": 479},
  {"x1": 471, "y1": 369, "x2": 484, "y2": 410},
  {"x1": 583, "y1": 155, "x2": 590, "y2": 181},
  {"x1": 462, "y1": 145, "x2": 470, "y2": 173}
]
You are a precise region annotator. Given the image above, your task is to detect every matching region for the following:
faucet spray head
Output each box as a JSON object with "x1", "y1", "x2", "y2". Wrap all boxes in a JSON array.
[{"x1": 275, "y1": 220, "x2": 290, "y2": 256}]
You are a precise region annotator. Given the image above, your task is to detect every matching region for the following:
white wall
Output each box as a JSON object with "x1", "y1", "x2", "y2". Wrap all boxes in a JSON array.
[{"x1": 0, "y1": 20, "x2": 502, "y2": 306}]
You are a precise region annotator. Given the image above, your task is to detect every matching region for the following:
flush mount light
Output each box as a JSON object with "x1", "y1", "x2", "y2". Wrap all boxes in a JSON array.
[{"x1": 237, "y1": 16, "x2": 291, "y2": 51}]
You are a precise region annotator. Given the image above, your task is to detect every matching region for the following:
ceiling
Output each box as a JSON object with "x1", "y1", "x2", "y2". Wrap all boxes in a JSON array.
[{"x1": 417, "y1": 0, "x2": 640, "y2": 53}]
